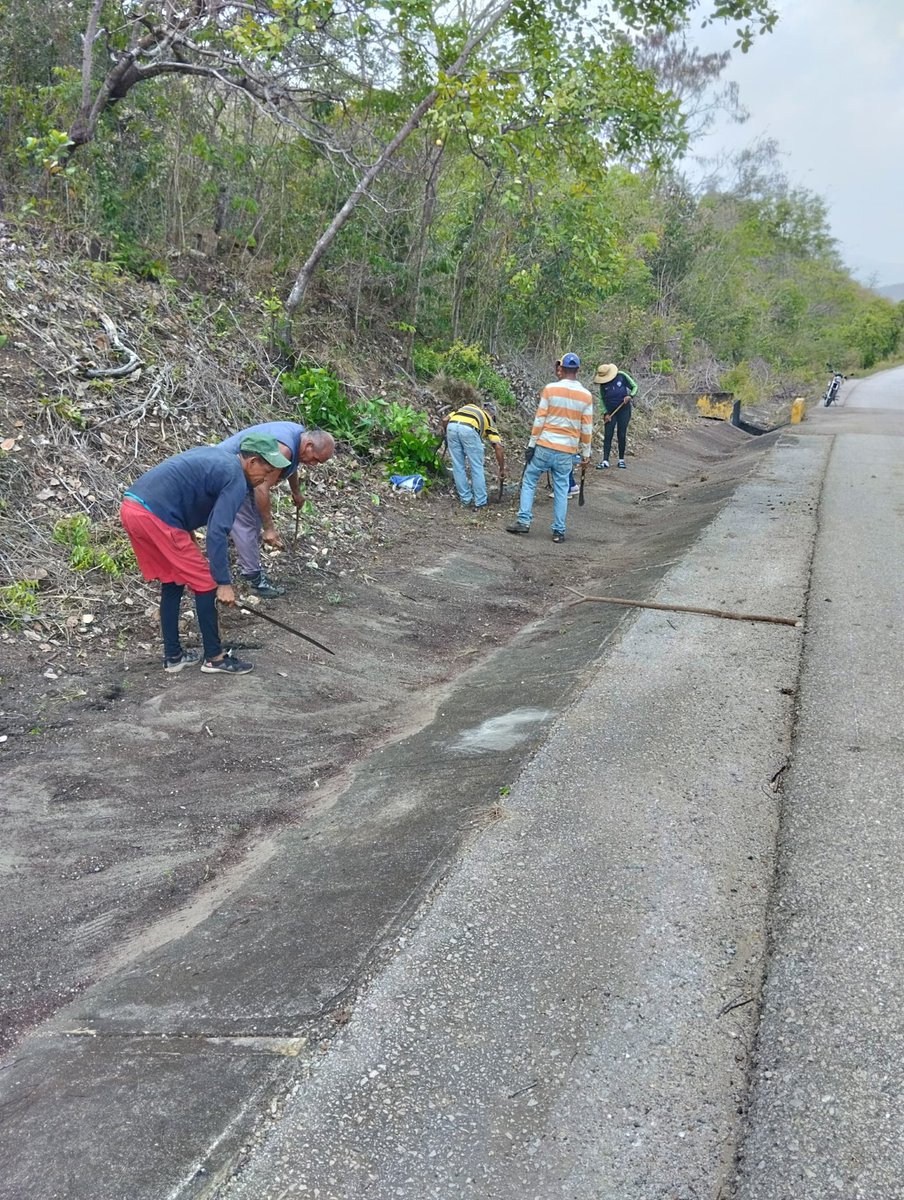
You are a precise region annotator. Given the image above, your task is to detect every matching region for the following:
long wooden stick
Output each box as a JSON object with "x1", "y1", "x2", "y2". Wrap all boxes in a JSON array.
[
  {"x1": 565, "y1": 586, "x2": 801, "y2": 628},
  {"x1": 637, "y1": 489, "x2": 669, "y2": 503},
  {"x1": 602, "y1": 397, "x2": 628, "y2": 423}
]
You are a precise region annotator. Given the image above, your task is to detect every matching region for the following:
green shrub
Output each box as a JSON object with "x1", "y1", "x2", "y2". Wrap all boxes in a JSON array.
[
  {"x1": 109, "y1": 235, "x2": 170, "y2": 282},
  {"x1": 411, "y1": 340, "x2": 515, "y2": 409},
  {"x1": 411, "y1": 343, "x2": 444, "y2": 379},
  {"x1": 0, "y1": 579, "x2": 40, "y2": 627},
  {"x1": 52, "y1": 515, "x2": 135, "y2": 576},
  {"x1": 282, "y1": 365, "x2": 442, "y2": 479},
  {"x1": 719, "y1": 361, "x2": 762, "y2": 408},
  {"x1": 283, "y1": 366, "x2": 368, "y2": 452}
]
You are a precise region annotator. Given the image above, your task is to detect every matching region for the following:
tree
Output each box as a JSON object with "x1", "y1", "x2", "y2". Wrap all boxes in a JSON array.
[
  {"x1": 283, "y1": 0, "x2": 778, "y2": 317},
  {"x1": 12, "y1": 0, "x2": 780, "y2": 324}
]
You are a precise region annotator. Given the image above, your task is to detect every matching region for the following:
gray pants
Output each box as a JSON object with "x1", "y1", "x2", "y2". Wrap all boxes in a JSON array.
[{"x1": 230, "y1": 494, "x2": 262, "y2": 575}]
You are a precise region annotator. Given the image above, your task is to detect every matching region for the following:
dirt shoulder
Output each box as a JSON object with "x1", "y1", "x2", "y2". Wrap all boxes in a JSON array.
[{"x1": 0, "y1": 419, "x2": 773, "y2": 1054}]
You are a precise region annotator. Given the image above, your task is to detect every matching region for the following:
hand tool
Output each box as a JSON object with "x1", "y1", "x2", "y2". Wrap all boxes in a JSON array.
[
  {"x1": 238, "y1": 606, "x2": 335, "y2": 654},
  {"x1": 603, "y1": 397, "x2": 629, "y2": 424},
  {"x1": 578, "y1": 461, "x2": 587, "y2": 506},
  {"x1": 292, "y1": 504, "x2": 301, "y2": 551}
]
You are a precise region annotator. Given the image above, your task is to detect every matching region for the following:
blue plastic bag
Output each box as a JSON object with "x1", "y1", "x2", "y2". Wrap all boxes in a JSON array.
[{"x1": 389, "y1": 474, "x2": 425, "y2": 494}]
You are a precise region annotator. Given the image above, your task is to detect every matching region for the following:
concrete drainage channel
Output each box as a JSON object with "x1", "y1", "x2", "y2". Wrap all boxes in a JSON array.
[{"x1": 0, "y1": 432, "x2": 824, "y2": 1200}]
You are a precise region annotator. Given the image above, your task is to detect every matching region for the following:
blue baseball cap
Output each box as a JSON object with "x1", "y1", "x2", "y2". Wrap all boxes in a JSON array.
[{"x1": 561, "y1": 352, "x2": 580, "y2": 369}]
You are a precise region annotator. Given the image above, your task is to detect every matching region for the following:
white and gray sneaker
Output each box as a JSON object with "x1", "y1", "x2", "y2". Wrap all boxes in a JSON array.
[
  {"x1": 201, "y1": 655, "x2": 253, "y2": 675},
  {"x1": 163, "y1": 648, "x2": 203, "y2": 673}
]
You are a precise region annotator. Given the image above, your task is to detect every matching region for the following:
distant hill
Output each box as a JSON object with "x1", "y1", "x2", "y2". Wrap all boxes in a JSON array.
[{"x1": 876, "y1": 282, "x2": 904, "y2": 302}]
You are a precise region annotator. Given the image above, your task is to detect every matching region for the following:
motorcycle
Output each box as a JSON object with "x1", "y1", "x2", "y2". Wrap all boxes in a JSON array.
[{"x1": 823, "y1": 364, "x2": 844, "y2": 406}]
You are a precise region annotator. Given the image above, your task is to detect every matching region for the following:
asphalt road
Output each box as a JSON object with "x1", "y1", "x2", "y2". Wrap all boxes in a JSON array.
[
  {"x1": 731, "y1": 369, "x2": 904, "y2": 1199},
  {"x1": 844, "y1": 362, "x2": 904, "y2": 409},
  {"x1": 221, "y1": 382, "x2": 904, "y2": 1199}
]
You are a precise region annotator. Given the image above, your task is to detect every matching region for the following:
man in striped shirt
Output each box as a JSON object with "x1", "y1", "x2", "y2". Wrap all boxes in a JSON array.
[
  {"x1": 444, "y1": 401, "x2": 505, "y2": 510},
  {"x1": 506, "y1": 353, "x2": 593, "y2": 544}
]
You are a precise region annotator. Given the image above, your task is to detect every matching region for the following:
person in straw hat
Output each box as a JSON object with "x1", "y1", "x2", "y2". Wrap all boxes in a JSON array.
[{"x1": 593, "y1": 363, "x2": 638, "y2": 469}]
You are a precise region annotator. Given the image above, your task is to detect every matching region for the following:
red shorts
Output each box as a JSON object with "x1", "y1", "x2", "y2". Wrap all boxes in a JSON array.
[{"x1": 120, "y1": 500, "x2": 217, "y2": 593}]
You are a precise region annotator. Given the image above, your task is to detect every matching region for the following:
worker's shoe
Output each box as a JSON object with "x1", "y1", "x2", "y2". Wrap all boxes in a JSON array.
[
  {"x1": 242, "y1": 570, "x2": 286, "y2": 599},
  {"x1": 617, "y1": 459, "x2": 627, "y2": 469},
  {"x1": 552, "y1": 531, "x2": 566, "y2": 543},
  {"x1": 164, "y1": 648, "x2": 203, "y2": 673},
  {"x1": 568, "y1": 485, "x2": 580, "y2": 497},
  {"x1": 596, "y1": 460, "x2": 610, "y2": 470},
  {"x1": 201, "y1": 655, "x2": 253, "y2": 675},
  {"x1": 505, "y1": 522, "x2": 530, "y2": 535}
]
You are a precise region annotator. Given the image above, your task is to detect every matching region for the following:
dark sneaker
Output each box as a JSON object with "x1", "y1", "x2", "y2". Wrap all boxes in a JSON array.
[
  {"x1": 201, "y1": 655, "x2": 253, "y2": 675},
  {"x1": 506, "y1": 522, "x2": 531, "y2": 535},
  {"x1": 242, "y1": 570, "x2": 286, "y2": 599},
  {"x1": 596, "y1": 460, "x2": 610, "y2": 470},
  {"x1": 552, "y1": 531, "x2": 566, "y2": 543},
  {"x1": 163, "y1": 648, "x2": 203, "y2": 673},
  {"x1": 617, "y1": 459, "x2": 627, "y2": 469}
]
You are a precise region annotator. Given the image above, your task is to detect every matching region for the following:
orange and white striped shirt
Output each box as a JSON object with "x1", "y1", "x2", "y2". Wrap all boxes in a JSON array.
[{"x1": 529, "y1": 379, "x2": 594, "y2": 459}]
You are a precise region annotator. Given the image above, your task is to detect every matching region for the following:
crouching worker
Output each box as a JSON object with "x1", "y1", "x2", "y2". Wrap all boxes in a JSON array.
[
  {"x1": 218, "y1": 423, "x2": 336, "y2": 598},
  {"x1": 120, "y1": 434, "x2": 290, "y2": 676}
]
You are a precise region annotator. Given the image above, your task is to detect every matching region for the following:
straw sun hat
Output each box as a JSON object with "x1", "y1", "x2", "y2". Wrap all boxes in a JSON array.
[{"x1": 593, "y1": 363, "x2": 618, "y2": 384}]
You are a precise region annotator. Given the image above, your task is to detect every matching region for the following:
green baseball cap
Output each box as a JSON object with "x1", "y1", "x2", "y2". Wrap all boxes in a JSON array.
[{"x1": 239, "y1": 433, "x2": 291, "y2": 469}]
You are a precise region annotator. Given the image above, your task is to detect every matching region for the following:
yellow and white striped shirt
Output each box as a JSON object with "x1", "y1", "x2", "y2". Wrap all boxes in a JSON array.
[{"x1": 447, "y1": 403, "x2": 502, "y2": 445}]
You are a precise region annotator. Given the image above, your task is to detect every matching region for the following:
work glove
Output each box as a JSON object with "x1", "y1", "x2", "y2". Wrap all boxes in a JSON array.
[{"x1": 524, "y1": 446, "x2": 535, "y2": 464}]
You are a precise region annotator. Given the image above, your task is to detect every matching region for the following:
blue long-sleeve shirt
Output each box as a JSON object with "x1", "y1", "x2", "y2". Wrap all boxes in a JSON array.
[
  {"x1": 218, "y1": 421, "x2": 305, "y2": 479},
  {"x1": 125, "y1": 447, "x2": 249, "y2": 584}
]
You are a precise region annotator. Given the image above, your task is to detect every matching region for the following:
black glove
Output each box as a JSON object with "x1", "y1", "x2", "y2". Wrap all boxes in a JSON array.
[{"x1": 524, "y1": 446, "x2": 535, "y2": 464}]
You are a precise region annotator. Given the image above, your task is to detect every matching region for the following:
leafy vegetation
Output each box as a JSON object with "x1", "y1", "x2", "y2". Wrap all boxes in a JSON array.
[
  {"x1": 0, "y1": 579, "x2": 40, "y2": 626},
  {"x1": 283, "y1": 367, "x2": 441, "y2": 479},
  {"x1": 411, "y1": 342, "x2": 515, "y2": 409},
  {"x1": 0, "y1": 0, "x2": 900, "y2": 424},
  {"x1": 52, "y1": 515, "x2": 135, "y2": 577}
]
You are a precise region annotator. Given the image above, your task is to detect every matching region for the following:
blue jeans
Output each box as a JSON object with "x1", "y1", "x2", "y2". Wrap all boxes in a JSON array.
[
  {"x1": 518, "y1": 445, "x2": 573, "y2": 534},
  {"x1": 447, "y1": 421, "x2": 488, "y2": 507}
]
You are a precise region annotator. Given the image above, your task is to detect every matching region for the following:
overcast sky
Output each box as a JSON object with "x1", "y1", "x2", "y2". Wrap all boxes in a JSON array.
[{"x1": 690, "y1": 0, "x2": 904, "y2": 286}]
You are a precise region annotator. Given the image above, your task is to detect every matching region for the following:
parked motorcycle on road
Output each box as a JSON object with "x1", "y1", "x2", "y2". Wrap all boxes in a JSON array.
[{"x1": 823, "y1": 364, "x2": 845, "y2": 406}]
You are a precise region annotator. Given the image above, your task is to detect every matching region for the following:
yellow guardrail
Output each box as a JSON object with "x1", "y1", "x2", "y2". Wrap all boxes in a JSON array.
[{"x1": 695, "y1": 393, "x2": 736, "y2": 421}]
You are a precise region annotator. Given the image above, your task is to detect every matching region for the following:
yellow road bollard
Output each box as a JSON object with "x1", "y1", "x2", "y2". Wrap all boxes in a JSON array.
[{"x1": 790, "y1": 397, "x2": 805, "y2": 424}]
